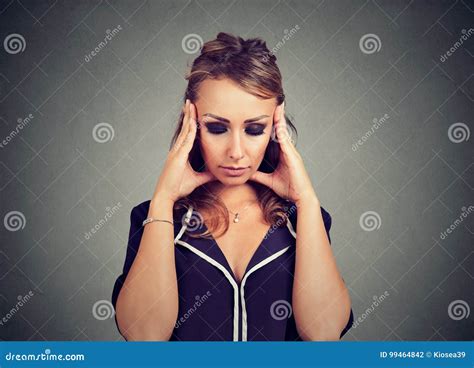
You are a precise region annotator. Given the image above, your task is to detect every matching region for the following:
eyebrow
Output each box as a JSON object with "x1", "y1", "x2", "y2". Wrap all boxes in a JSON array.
[{"x1": 202, "y1": 113, "x2": 270, "y2": 124}]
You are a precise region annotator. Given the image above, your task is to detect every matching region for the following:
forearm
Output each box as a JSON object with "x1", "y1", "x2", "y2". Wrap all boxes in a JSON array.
[
  {"x1": 115, "y1": 196, "x2": 179, "y2": 341},
  {"x1": 292, "y1": 196, "x2": 352, "y2": 341}
]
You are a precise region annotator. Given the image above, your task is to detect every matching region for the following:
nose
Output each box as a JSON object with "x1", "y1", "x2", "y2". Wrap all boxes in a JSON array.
[{"x1": 228, "y1": 130, "x2": 244, "y2": 160}]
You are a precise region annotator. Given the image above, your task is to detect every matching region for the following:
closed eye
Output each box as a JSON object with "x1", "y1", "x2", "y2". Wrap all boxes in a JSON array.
[{"x1": 204, "y1": 122, "x2": 266, "y2": 136}]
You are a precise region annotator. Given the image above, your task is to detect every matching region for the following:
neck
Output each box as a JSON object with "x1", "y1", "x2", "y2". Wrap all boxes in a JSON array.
[{"x1": 210, "y1": 182, "x2": 258, "y2": 209}]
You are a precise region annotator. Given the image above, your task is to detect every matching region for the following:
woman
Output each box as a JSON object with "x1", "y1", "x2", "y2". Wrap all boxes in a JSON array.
[{"x1": 112, "y1": 32, "x2": 354, "y2": 341}]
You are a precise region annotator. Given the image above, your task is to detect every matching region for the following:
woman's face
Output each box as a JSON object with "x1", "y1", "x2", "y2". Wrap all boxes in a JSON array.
[{"x1": 194, "y1": 78, "x2": 277, "y2": 185}]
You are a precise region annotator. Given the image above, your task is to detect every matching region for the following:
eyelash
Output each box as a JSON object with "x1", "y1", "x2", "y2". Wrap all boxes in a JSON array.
[{"x1": 203, "y1": 123, "x2": 266, "y2": 136}]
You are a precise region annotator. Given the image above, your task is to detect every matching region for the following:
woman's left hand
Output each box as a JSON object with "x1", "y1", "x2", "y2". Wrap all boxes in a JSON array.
[{"x1": 250, "y1": 102, "x2": 319, "y2": 206}]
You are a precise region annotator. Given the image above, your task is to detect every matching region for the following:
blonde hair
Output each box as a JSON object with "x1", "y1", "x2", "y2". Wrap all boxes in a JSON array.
[{"x1": 170, "y1": 32, "x2": 298, "y2": 238}]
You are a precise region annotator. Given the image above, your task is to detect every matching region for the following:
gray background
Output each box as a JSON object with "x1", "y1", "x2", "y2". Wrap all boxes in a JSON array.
[{"x1": 0, "y1": 0, "x2": 473, "y2": 341}]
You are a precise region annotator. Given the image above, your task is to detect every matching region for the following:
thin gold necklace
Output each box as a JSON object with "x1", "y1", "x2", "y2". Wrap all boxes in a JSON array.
[{"x1": 227, "y1": 200, "x2": 258, "y2": 223}]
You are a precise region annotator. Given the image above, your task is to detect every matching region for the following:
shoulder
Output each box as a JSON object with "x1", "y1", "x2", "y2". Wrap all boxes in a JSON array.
[{"x1": 130, "y1": 199, "x2": 151, "y2": 220}]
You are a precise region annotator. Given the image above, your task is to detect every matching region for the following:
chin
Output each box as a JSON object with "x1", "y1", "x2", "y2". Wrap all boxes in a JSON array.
[{"x1": 217, "y1": 175, "x2": 249, "y2": 184}]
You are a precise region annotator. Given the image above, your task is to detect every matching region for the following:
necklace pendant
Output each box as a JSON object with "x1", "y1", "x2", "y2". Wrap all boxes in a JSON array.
[{"x1": 233, "y1": 213, "x2": 239, "y2": 223}]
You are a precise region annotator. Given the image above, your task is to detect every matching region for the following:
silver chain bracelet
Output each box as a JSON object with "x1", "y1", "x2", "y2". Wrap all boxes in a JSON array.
[{"x1": 142, "y1": 217, "x2": 174, "y2": 227}]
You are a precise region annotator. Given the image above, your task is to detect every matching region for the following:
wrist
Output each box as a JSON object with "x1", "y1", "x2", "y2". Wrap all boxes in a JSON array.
[
  {"x1": 150, "y1": 194, "x2": 175, "y2": 210},
  {"x1": 295, "y1": 194, "x2": 320, "y2": 208}
]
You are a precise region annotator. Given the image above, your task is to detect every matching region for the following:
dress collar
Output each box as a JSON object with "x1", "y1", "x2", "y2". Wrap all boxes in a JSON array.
[{"x1": 178, "y1": 206, "x2": 296, "y2": 285}]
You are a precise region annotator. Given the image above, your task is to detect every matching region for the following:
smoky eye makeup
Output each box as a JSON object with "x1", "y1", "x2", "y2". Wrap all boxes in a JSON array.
[{"x1": 202, "y1": 122, "x2": 268, "y2": 136}]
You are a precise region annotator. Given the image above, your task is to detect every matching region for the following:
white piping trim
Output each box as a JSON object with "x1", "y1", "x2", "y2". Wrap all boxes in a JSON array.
[
  {"x1": 174, "y1": 206, "x2": 193, "y2": 244},
  {"x1": 240, "y1": 245, "x2": 292, "y2": 341},
  {"x1": 175, "y1": 239, "x2": 240, "y2": 341},
  {"x1": 286, "y1": 217, "x2": 297, "y2": 239},
  {"x1": 174, "y1": 206, "x2": 240, "y2": 341}
]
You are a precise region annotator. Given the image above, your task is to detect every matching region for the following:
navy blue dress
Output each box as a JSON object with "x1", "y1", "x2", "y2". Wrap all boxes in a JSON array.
[{"x1": 111, "y1": 199, "x2": 354, "y2": 341}]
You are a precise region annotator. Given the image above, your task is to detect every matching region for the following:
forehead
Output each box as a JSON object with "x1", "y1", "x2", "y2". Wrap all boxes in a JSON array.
[{"x1": 196, "y1": 78, "x2": 276, "y2": 118}]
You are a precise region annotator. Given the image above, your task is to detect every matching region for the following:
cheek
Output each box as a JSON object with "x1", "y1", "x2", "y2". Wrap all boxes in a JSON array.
[
  {"x1": 199, "y1": 137, "x2": 223, "y2": 163},
  {"x1": 249, "y1": 139, "x2": 270, "y2": 162}
]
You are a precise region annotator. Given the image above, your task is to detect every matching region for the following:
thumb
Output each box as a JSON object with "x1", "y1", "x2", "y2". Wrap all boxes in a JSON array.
[{"x1": 195, "y1": 170, "x2": 217, "y2": 186}]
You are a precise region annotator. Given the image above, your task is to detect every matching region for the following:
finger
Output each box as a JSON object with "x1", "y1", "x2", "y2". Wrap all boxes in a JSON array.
[
  {"x1": 181, "y1": 98, "x2": 191, "y2": 135},
  {"x1": 181, "y1": 102, "x2": 198, "y2": 151},
  {"x1": 275, "y1": 102, "x2": 298, "y2": 156},
  {"x1": 250, "y1": 170, "x2": 274, "y2": 188},
  {"x1": 273, "y1": 103, "x2": 291, "y2": 153},
  {"x1": 174, "y1": 99, "x2": 191, "y2": 150},
  {"x1": 174, "y1": 100, "x2": 189, "y2": 148}
]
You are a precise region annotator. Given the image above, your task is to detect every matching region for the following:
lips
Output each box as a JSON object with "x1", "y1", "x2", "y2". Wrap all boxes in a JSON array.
[{"x1": 220, "y1": 166, "x2": 249, "y2": 177}]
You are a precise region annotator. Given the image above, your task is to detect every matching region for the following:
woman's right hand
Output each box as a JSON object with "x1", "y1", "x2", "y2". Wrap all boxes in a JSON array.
[{"x1": 151, "y1": 99, "x2": 216, "y2": 203}]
